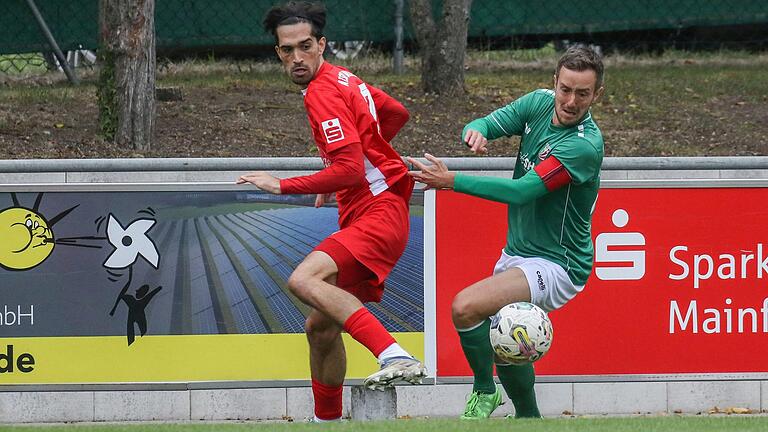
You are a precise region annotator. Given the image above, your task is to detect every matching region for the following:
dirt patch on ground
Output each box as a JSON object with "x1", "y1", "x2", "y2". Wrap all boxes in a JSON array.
[{"x1": 2, "y1": 62, "x2": 768, "y2": 159}]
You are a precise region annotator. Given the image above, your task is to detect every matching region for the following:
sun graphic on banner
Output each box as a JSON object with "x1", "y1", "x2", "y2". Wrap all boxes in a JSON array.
[{"x1": 0, "y1": 193, "x2": 97, "y2": 271}]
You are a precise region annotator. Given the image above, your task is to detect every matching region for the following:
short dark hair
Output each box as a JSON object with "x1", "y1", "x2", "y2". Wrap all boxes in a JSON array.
[
  {"x1": 555, "y1": 45, "x2": 604, "y2": 89},
  {"x1": 263, "y1": 1, "x2": 326, "y2": 42}
]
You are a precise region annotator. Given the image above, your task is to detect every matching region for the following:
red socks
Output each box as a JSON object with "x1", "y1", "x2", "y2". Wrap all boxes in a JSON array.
[
  {"x1": 312, "y1": 379, "x2": 343, "y2": 420},
  {"x1": 343, "y1": 307, "x2": 395, "y2": 357},
  {"x1": 313, "y1": 308, "x2": 395, "y2": 420}
]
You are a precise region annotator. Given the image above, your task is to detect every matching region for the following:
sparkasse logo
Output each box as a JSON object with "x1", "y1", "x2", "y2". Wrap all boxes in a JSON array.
[
  {"x1": 321, "y1": 118, "x2": 345, "y2": 144},
  {"x1": 594, "y1": 209, "x2": 646, "y2": 281}
]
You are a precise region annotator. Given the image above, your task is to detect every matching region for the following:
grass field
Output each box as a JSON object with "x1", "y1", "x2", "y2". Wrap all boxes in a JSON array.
[{"x1": 2, "y1": 417, "x2": 768, "y2": 432}]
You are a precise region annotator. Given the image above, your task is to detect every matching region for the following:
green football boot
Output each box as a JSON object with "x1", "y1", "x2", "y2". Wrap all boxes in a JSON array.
[{"x1": 460, "y1": 386, "x2": 503, "y2": 420}]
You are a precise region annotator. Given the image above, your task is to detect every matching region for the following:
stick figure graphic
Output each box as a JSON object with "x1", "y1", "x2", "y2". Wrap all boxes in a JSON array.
[
  {"x1": 109, "y1": 266, "x2": 162, "y2": 346},
  {"x1": 120, "y1": 283, "x2": 162, "y2": 346}
]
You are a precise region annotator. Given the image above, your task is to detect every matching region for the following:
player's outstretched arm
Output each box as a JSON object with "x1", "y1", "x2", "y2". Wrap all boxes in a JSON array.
[
  {"x1": 236, "y1": 172, "x2": 282, "y2": 194},
  {"x1": 280, "y1": 143, "x2": 366, "y2": 195},
  {"x1": 407, "y1": 153, "x2": 456, "y2": 190},
  {"x1": 454, "y1": 170, "x2": 549, "y2": 206},
  {"x1": 408, "y1": 153, "x2": 555, "y2": 206}
]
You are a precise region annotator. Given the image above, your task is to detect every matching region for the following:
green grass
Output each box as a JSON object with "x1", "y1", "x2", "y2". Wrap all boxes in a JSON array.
[
  {"x1": 2, "y1": 417, "x2": 768, "y2": 432},
  {"x1": 1, "y1": 85, "x2": 81, "y2": 103},
  {"x1": 468, "y1": 42, "x2": 559, "y2": 62}
]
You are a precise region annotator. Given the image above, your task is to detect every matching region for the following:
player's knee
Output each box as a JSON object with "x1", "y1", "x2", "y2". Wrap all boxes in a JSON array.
[
  {"x1": 304, "y1": 316, "x2": 338, "y2": 345},
  {"x1": 451, "y1": 293, "x2": 478, "y2": 328},
  {"x1": 287, "y1": 270, "x2": 312, "y2": 300}
]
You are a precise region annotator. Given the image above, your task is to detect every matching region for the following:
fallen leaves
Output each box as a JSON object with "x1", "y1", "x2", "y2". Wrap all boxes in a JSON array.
[{"x1": 708, "y1": 406, "x2": 753, "y2": 415}]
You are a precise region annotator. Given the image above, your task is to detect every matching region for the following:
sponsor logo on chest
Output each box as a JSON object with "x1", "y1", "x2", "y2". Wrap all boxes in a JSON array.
[
  {"x1": 520, "y1": 153, "x2": 535, "y2": 172},
  {"x1": 538, "y1": 144, "x2": 552, "y2": 160},
  {"x1": 321, "y1": 118, "x2": 345, "y2": 144}
]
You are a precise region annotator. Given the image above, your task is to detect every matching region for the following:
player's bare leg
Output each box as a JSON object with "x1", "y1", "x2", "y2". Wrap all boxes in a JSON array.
[
  {"x1": 305, "y1": 307, "x2": 346, "y2": 421},
  {"x1": 306, "y1": 309, "x2": 346, "y2": 385},
  {"x1": 452, "y1": 267, "x2": 531, "y2": 329},
  {"x1": 289, "y1": 251, "x2": 425, "y2": 390},
  {"x1": 288, "y1": 251, "x2": 364, "y2": 322}
]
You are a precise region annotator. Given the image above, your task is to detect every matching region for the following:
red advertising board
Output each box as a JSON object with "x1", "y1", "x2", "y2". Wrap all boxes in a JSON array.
[{"x1": 435, "y1": 187, "x2": 768, "y2": 377}]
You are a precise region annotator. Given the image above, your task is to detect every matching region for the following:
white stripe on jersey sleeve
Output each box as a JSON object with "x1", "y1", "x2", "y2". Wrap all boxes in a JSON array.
[{"x1": 489, "y1": 112, "x2": 510, "y2": 136}]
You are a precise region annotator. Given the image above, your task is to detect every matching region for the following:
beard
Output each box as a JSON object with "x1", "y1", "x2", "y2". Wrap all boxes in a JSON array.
[
  {"x1": 289, "y1": 66, "x2": 313, "y2": 86},
  {"x1": 555, "y1": 106, "x2": 583, "y2": 127}
]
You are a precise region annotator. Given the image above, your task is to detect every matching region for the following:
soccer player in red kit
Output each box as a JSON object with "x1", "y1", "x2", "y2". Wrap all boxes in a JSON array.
[{"x1": 236, "y1": 1, "x2": 426, "y2": 422}]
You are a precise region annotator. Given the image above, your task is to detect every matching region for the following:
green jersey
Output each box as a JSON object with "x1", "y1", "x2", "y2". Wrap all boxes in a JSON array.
[{"x1": 456, "y1": 89, "x2": 603, "y2": 285}]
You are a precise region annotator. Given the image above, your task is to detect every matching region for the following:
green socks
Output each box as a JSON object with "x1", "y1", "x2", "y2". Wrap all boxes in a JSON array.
[
  {"x1": 458, "y1": 319, "x2": 542, "y2": 417},
  {"x1": 457, "y1": 319, "x2": 496, "y2": 394},
  {"x1": 496, "y1": 362, "x2": 541, "y2": 418}
]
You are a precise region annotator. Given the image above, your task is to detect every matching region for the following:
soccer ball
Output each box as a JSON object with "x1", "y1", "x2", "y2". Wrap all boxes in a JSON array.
[{"x1": 489, "y1": 302, "x2": 553, "y2": 365}]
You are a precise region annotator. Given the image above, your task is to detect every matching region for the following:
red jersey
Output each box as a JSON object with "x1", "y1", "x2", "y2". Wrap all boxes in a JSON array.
[{"x1": 280, "y1": 62, "x2": 413, "y2": 226}]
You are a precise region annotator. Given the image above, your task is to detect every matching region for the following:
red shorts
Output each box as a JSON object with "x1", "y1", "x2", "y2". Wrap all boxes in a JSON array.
[
  {"x1": 314, "y1": 190, "x2": 410, "y2": 303},
  {"x1": 315, "y1": 237, "x2": 381, "y2": 302}
]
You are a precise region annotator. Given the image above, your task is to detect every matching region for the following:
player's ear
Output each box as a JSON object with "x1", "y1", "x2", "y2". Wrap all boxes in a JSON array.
[
  {"x1": 318, "y1": 36, "x2": 326, "y2": 55},
  {"x1": 594, "y1": 85, "x2": 605, "y2": 102}
]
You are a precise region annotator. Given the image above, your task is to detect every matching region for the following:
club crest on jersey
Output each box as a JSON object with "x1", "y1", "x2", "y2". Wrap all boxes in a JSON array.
[
  {"x1": 538, "y1": 144, "x2": 552, "y2": 160},
  {"x1": 322, "y1": 118, "x2": 345, "y2": 143},
  {"x1": 337, "y1": 70, "x2": 354, "y2": 87}
]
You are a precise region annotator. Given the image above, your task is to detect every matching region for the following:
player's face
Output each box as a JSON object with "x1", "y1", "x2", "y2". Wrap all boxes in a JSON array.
[
  {"x1": 552, "y1": 67, "x2": 604, "y2": 127},
  {"x1": 274, "y1": 22, "x2": 326, "y2": 88}
]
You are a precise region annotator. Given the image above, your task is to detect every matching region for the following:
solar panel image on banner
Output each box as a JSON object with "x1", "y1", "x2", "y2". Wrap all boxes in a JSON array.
[{"x1": 163, "y1": 197, "x2": 424, "y2": 335}]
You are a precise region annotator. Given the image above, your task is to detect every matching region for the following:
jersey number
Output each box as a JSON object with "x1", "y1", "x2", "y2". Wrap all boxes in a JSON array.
[{"x1": 358, "y1": 83, "x2": 380, "y2": 131}]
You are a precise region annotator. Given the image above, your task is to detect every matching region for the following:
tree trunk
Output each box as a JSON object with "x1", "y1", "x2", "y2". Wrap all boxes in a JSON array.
[
  {"x1": 97, "y1": 0, "x2": 156, "y2": 151},
  {"x1": 409, "y1": 0, "x2": 472, "y2": 96}
]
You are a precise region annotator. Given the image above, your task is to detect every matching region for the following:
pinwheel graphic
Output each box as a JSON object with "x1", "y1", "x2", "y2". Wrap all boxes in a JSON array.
[{"x1": 103, "y1": 214, "x2": 159, "y2": 269}]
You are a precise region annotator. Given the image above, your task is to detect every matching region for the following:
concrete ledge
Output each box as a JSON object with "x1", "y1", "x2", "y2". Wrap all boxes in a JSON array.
[
  {"x1": 532, "y1": 383, "x2": 574, "y2": 416},
  {"x1": 190, "y1": 388, "x2": 287, "y2": 420},
  {"x1": 574, "y1": 382, "x2": 667, "y2": 415},
  {"x1": 94, "y1": 391, "x2": 189, "y2": 422},
  {"x1": 1, "y1": 381, "x2": 767, "y2": 424},
  {"x1": 668, "y1": 381, "x2": 761, "y2": 413},
  {"x1": 396, "y1": 383, "x2": 476, "y2": 418},
  {"x1": 0, "y1": 391, "x2": 94, "y2": 423}
]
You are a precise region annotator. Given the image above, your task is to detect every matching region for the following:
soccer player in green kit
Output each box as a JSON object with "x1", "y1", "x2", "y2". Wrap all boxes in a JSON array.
[{"x1": 409, "y1": 45, "x2": 604, "y2": 420}]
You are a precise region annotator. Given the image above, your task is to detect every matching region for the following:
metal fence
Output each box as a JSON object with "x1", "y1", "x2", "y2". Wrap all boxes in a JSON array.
[{"x1": 2, "y1": 0, "x2": 768, "y2": 74}]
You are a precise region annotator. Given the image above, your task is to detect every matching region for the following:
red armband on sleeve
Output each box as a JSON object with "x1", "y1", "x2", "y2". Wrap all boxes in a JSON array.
[{"x1": 534, "y1": 156, "x2": 572, "y2": 192}]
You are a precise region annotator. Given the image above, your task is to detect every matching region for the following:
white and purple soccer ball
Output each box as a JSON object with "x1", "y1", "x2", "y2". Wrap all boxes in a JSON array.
[{"x1": 489, "y1": 302, "x2": 554, "y2": 365}]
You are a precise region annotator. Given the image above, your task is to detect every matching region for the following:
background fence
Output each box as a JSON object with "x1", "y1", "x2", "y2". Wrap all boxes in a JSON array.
[{"x1": 2, "y1": 0, "x2": 768, "y2": 74}]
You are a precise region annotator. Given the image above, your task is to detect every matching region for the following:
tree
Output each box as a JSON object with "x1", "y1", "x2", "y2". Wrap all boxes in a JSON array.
[
  {"x1": 97, "y1": 0, "x2": 156, "y2": 151},
  {"x1": 409, "y1": 0, "x2": 473, "y2": 96}
]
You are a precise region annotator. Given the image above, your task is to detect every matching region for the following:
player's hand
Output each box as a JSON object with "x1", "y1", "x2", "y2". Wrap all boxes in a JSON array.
[
  {"x1": 314, "y1": 193, "x2": 333, "y2": 208},
  {"x1": 236, "y1": 172, "x2": 282, "y2": 194},
  {"x1": 464, "y1": 129, "x2": 488, "y2": 154},
  {"x1": 407, "y1": 153, "x2": 455, "y2": 190}
]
